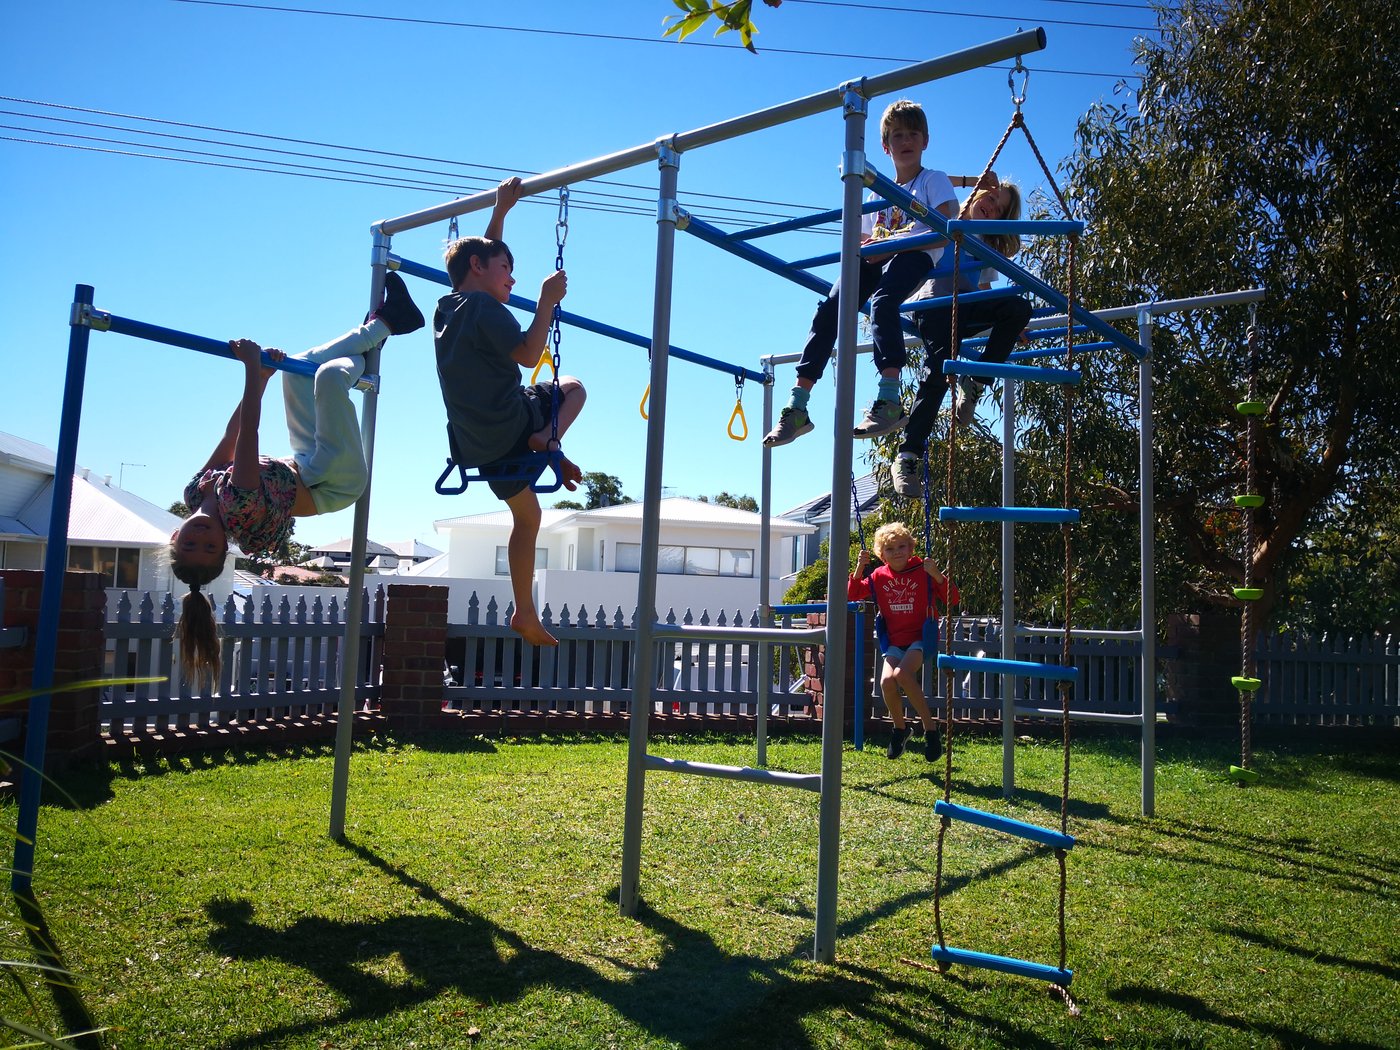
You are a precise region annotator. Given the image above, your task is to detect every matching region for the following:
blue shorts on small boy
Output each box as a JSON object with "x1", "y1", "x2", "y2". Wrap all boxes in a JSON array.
[
  {"x1": 884, "y1": 640, "x2": 924, "y2": 665},
  {"x1": 483, "y1": 382, "x2": 555, "y2": 500}
]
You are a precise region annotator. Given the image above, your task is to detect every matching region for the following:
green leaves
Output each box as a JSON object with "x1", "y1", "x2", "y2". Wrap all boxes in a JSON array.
[{"x1": 662, "y1": 0, "x2": 765, "y2": 54}]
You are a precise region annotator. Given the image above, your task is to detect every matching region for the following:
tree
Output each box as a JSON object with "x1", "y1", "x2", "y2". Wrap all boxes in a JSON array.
[
  {"x1": 699, "y1": 492, "x2": 760, "y2": 512},
  {"x1": 579, "y1": 472, "x2": 632, "y2": 509},
  {"x1": 1017, "y1": 0, "x2": 1399, "y2": 632},
  {"x1": 662, "y1": 0, "x2": 783, "y2": 54}
]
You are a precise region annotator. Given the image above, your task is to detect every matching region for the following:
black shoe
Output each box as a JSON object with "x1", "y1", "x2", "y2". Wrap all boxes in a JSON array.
[
  {"x1": 372, "y1": 271, "x2": 425, "y2": 335},
  {"x1": 925, "y1": 729, "x2": 943, "y2": 763},
  {"x1": 886, "y1": 725, "x2": 912, "y2": 759}
]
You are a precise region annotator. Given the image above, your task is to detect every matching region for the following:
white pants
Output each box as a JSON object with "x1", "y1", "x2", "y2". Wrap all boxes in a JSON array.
[{"x1": 282, "y1": 319, "x2": 385, "y2": 514}]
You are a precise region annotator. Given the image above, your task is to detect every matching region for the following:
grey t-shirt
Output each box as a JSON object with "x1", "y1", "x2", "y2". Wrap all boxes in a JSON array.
[{"x1": 434, "y1": 291, "x2": 529, "y2": 466}]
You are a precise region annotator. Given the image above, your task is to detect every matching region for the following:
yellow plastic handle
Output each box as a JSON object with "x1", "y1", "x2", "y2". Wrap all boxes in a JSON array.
[
  {"x1": 529, "y1": 349, "x2": 553, "y2": 386},
  {"x1": 728, "y1": 399, "x2": 748, "y2": 441},
  {"x1": 639, "y1": 384, "x2": 650, "y2": 420}
]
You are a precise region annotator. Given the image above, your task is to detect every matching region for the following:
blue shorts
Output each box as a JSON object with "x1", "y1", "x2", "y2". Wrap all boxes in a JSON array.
[
  {"x1": 884, "y1": 640, "x2": 924, "y2": 665},
  {"x1": 483, "y1": 383, "x2": 555, "y2": 500}
]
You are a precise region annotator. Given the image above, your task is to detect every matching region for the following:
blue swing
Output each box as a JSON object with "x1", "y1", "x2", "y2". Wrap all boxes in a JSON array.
[
  {"x1": 873, "y1": 571, "x2": 943, "y2": 657},
  {"x1": 434, "y1": 424, "x2": 566, "y2": 495}
]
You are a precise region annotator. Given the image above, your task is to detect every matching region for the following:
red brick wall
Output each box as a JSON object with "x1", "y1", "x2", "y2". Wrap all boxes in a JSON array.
[
  {"x1": 0, "y1": 569, "x2": 106, "y2": 769},
  {"x1": 378, "y1": 584, "x2": 450, "y2": 731}
]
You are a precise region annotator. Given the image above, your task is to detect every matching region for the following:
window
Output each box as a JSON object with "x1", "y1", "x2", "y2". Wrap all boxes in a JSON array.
[
  {"x1": 615, "y1": 542, "x2": 753, "y2": 578},
  {"x1": 495, "y1": 546, "x2": 548, "y2": 575},
  {"x1": 67, "y1": 545, "x2": 140, "y2": 588}
]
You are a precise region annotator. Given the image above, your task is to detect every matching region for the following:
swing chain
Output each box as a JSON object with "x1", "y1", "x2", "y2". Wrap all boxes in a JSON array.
[
  {"x1": 447, "y1": 214, "x2": 459, "y2": 243},
  {"x1": 1008, "y1": 56, "x2": 1029, "y2": 111},
  {"x1": 547, "y1": 186, "x2": 570, "y2": 445}
]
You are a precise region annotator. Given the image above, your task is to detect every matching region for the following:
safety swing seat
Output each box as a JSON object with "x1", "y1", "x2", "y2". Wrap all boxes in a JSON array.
[
  {"x1": 872, "y1": 570, "x2": 944, "y2": 657},
  {"x1": 434, "y1": 425, "x2": 567, "y2": 496}
]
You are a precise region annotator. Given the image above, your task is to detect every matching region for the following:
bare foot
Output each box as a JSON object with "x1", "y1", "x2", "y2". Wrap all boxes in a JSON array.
[
  {"x1": 559, "y1": 455, "x2": 582, "y2": 491},
  {"x1": 511, "y1": 610, "x2": 558, "y2": 647}
]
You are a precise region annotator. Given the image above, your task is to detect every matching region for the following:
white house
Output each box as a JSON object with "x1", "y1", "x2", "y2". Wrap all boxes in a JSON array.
[
  {"x1": 427, "y1": 497, "x2": 816, "y2": 621},
  {"x1": 778, "y1": 470, "x2": 882, "y2": 575},
  {"x1": 0, "y1": 430, "x2": 233, "y2": 595}
]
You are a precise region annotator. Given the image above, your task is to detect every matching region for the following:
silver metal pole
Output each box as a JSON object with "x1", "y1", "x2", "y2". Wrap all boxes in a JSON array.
[
  {"x1": 757, "y1": 361, "x2": 776, "y2": 766},
  {"x1": 813, "y1": 85, "x2": 869, "y2": 966},
  {"x1": 376, "y1": 31, "x2": 1047, "y2": 237},
  {"x1": 328, "y1": 235, "x2": 390, "y2": 839},
  {"x1": 1137, "y1": 310, "x2": 1157, "y2": 817},
  {"x1": 1001, "y1": 380, "x2": 1018, "y2": 797},
  {"x1": 620, "y1": 144, "x2": 681, "y2": 916},
  {"x1": 1027, "y1": 287, "x2": 1266, "y2": 331}
]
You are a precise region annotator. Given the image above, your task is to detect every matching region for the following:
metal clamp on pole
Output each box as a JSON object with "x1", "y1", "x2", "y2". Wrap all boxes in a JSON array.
[
  {"x1": 355, "y1": 373, "x2": 380, "y2": 395},
  {"x1": 70, "y1": 301, "x2": 111, "y2": 331},
  {"x1": 665, "y1": 202, "x2": 691, "y2": 230}
]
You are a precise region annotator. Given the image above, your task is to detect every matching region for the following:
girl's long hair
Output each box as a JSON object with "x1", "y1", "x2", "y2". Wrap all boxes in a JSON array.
[
  {"x1": 964, "y1": 180, "x2": 1023, "y2": 259},
  {"x1": 171, "y1": 553, "x2": 224, "y2": 687}
]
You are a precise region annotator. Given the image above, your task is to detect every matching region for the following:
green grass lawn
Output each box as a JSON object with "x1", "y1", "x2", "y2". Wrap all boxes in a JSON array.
[{"x1": 2, "y1": 731, "x2": 1397, "y2": 1049}]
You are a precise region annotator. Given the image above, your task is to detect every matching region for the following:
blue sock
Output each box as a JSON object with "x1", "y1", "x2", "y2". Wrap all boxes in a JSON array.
[
  {"x1": 789, "y1": 386, "x2": 810, "y2": 412},
  {"x1": 877, "y1": 376, "x2": 900, "y2": 404}
]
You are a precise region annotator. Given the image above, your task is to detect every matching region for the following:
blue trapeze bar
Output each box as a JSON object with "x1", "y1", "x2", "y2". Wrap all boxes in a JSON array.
[
  {"x1": 935, "y1": 800, "x2": 1076, "y2": 850},
  {"x1": 1009, "y1": 341, "x2": 1117, "y2": 362},
  {"x1": 97, "y1": 314, "x2": 320, "y2": 377},
  {"x1": 931, "y1": 944, "x2": 1073, "y2": 986},
  {"x1": 901, "y1": 287, "x2": 1027, "y2": 313},
  {"x1": 942, "y1": 359, "x2": 1080, "y2": 385},
  {"x1": 392, "y1": 256, "x2": 767, "y2": 384},
  {"x1": 939, "y1": 507, "x2": 1080, "y2": 524},
  {"x1": 937, "y1": 653, "x2": 1079, "y2": 683},
  {"x1": 946, "y1": 218, "x2": 1085, "y2": 236},
  {"x1": 864, "y1": 168, "x2": 1146, "y2": 360}
]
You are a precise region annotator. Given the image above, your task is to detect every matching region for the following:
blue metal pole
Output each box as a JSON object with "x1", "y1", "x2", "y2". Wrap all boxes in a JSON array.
[
  {"x1": 392, "y1": 256, "x2": 767, "y2": 384},
  {"x1": 12, "y1": 285, "x2": 94, "y2": 896},
  {"x1": 100, "y1": 314, "x2": 320, "y2": 377},
  {"x1": 675, "y1": 212, "x2": 834, "y2": 296}
]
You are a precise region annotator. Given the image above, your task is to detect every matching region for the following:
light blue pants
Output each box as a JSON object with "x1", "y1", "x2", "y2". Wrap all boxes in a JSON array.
[{"x1": 282, "y1": 319, "x2": 386, "y2": 514}]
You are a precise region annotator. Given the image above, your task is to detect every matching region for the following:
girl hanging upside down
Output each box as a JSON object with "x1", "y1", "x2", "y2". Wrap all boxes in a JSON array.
[{"x1": 170, "y1": 272, "x2": 424, "y2": 685}]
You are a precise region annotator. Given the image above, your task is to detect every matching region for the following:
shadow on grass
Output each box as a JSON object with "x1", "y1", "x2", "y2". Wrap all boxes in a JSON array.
[
  {"x1": 11, "y1": 892, "x2": 103, "y2": 1050},
  {"x1": 1109, "y1": 984, "x2": 1393, "y2": 1050},
  {"x1": 1216, "y1": 925, "x2": 1400, "y2": 981},
  {"x1": 203, "y1": 839, "x2": 1062, "y2": 1050}
]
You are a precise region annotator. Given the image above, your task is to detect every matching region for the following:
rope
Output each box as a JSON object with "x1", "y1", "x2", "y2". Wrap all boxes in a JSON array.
[
  {"x1": 1055, "y1": 233, "x2": 1078, "y2": 983},
  {"x1": 1239, "y1": 306, "x2": 1259, "y2": 771}
]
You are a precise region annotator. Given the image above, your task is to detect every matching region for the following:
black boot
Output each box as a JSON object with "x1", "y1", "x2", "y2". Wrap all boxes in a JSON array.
[{"x1": 372, "y1": 271, "x2": 424, "y2": 335}]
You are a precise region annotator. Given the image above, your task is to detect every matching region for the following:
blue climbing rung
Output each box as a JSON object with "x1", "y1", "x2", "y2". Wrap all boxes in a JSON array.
[
  {"x1": 939, "y1": 506, "x2": 1080, "y2": 524},
  {"x1": 942, "y1": 359, "x2": 1080, "y2": 386},
  {"x1": 935, "y1": 800, "x2": 1075, "y2": 849},
  {"x1": 1008, "y1": 341, "x2": 1117, "y2": 362},
  {"x1": 931, "y1": 944, "x2": 1073, "y2": 986},
  {"x1": 946, "y1": 218, "x2": 1085, "y2": 237},
  {"x1": 937, "y1": 653, "x2": 1078, "y2": 684}
]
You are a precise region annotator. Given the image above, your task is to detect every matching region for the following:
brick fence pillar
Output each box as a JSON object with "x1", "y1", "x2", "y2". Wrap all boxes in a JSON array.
[
  {"x1": 800, "y1": 605, "x2": 872, "y2": 731},
  {"x1": 0, "y1": 569, "x2": 106, "y2": 770},
  {"x1": 378, "y1": 583, "x2": 449, "y2": 732}
]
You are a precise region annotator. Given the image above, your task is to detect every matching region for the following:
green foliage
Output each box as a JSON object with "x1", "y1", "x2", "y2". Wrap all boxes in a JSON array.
[
  {"x1": 166, "y1": 501, "x2": 188, "y2": 518},
  {"x1": 697, "y1": 492, "x2": 759, "y2": 512},
  {"x1": 1018, "y1": 0, "x2": 1400, "y2": 633},
  {"x1": 579, "y1": 472, "x2": 631, "y2": 509},
  {"x1": 662, "y1": 0, "x2": 783, "y2": 54}
]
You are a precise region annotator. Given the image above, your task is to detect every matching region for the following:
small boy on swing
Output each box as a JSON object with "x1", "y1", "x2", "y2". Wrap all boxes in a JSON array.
[
  {"x1": 848, "y1": 521, "x2": 958, "y2": 760},
  {"x1": 434, "y1": 176, "x2": 586, "y2": 647}
]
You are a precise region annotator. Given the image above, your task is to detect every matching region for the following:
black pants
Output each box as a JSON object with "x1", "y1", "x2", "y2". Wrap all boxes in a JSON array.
[
  {"x1": 899, "y1": 295, "x2": 1033, "y2": 457},
  {"x1": 794, "y1": 252, "x2": 932, "y2": 382}
]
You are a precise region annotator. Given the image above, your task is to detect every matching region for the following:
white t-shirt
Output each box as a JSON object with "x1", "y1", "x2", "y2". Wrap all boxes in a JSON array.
[{"x1": 862, "y1": 167, "x2": 957, "y2": 266}]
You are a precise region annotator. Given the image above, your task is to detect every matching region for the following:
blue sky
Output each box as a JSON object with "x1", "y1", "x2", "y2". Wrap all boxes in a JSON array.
[{"x1": 3, "y1": 0, "x2": 1156, "y2": 550}]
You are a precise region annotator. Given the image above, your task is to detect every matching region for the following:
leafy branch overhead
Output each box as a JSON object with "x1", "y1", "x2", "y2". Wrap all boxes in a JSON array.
[{"x1": 663, "y1": 0, "x2": 783, "y2": 54}]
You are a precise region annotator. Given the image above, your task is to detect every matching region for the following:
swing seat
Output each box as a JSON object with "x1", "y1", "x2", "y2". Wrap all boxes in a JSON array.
[
  {"x1": 931, "y1": 944, "x2": 1073, "y2": 986},
  {"x1": 935, "y1": 799, "x2": 1075, "y2": 849},
  {"x1": 434, "y1": 425, "x2": 565, "y2": 496},
  {"x1": 874, "y1": 613, "x2": 940, "y2": 657}
]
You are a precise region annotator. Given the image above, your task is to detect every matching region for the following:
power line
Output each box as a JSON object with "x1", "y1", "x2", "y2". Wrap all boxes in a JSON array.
[
  {"x1": 784, "y1": 0, "x2": 1156, "y2": 32},
  {"x1": 171, "y1": 0, "x2": 1140, "y2": 80}
]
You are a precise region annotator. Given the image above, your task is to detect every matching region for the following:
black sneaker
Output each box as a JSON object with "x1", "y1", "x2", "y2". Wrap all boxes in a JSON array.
[
  {"x1": 372, "y1": 271, "x2": 425, "y2": 336},
  {"x1": 886, "y1": 725, "x2": 913, "y2": 759},
  {"x1": 925, "y1": 729, "x2": 943, "y2": 763}
]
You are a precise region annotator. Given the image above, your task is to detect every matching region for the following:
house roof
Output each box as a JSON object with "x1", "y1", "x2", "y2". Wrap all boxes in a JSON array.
[
  {"x1": 309, "y1": 537, "x2": 396, "y2": 557},
  {"x1": 382, "y1": 539, "x2": 443, "y2": 559},
  {"x1": 435, "y1": 497, "x2": 815, "y2": 536},
  {"x1": 779, "y1": 470, "x2": 882, "y2": 524},
  {"x1": 2, "y1": 430, "x2": 185, "y2": 547}
]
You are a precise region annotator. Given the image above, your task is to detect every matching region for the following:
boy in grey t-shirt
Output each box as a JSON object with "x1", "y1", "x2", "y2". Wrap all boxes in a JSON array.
[{"x1": 434, "y1": 177, "x2": 586, "y2": 647}]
